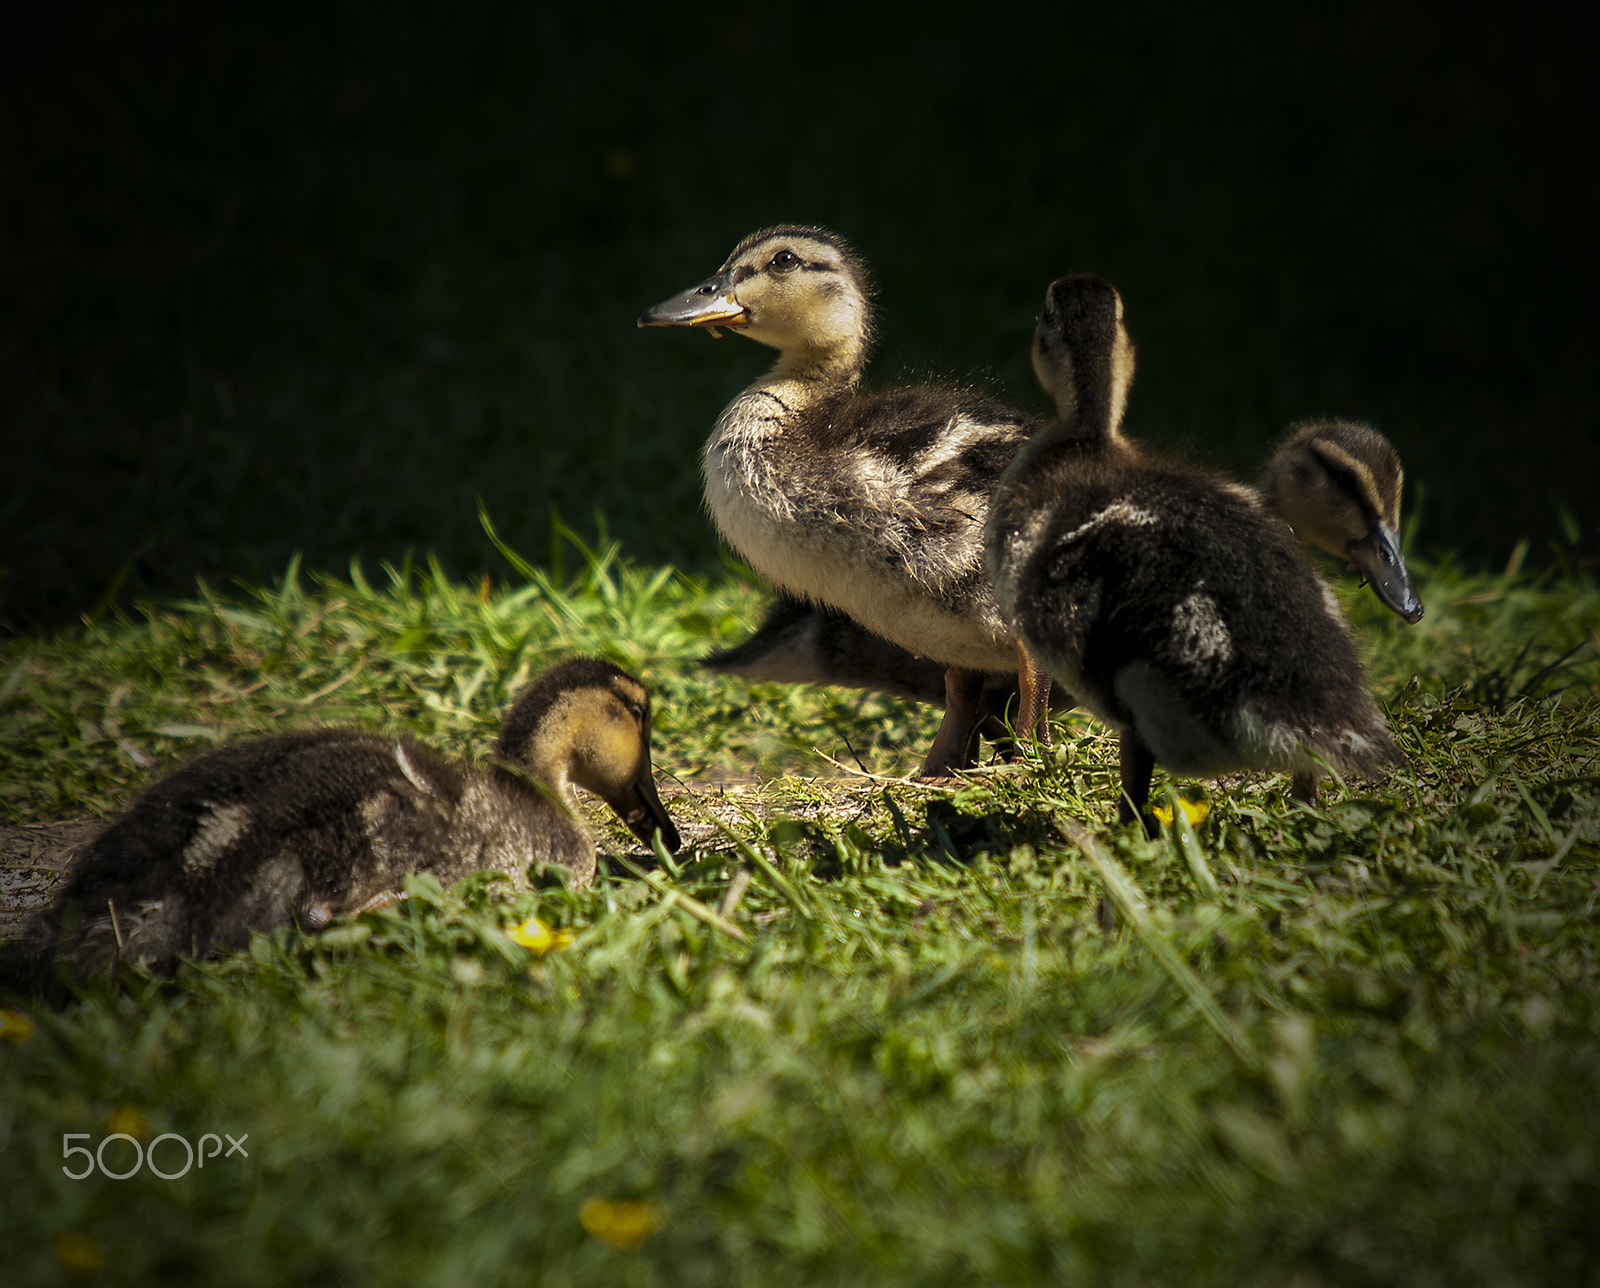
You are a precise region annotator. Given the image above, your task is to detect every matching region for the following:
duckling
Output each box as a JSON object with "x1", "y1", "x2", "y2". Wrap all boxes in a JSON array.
[
  {"x1": 1259, "y1": 420, "x2": 1424, "y2": 623},
  {"x1": 985, "y1": 275, "x2": 1402, "y2": 832},
  {"x1": 707, "y1": 423, "x2": 1422, "y2": 721},
  {"x1": 1, "y1": 658, "x2": 679, "y2": 989},
  {"x1": 639, "y1": 225, "x2": 1049, "y2": 775}
]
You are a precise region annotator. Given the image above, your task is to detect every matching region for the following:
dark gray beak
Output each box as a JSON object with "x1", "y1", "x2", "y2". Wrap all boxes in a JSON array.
[
  {"x1": 606, "y1": 773, "x2": 682, "y2": 854},
  {"x1": 1347, "y1": 523, "x2": 1424, "y2": 623},
  {"x1": 636, "y1": 272, "x2": 748, "y2": 330}
]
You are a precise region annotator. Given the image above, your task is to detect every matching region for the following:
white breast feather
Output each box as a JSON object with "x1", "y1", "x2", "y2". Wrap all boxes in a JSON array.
[{"x1": 1318, "y1": 579, "x2": 1347, "y2": 624}]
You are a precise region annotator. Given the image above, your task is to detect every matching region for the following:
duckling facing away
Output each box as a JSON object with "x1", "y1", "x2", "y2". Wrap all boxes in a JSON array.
[
  {"x1": 2, "y1": 658, "x2": 680, "y2": 989},
  {"x1": 639, "y1": 225, "x2": 1046, "y2": 775},
  {"x1": 985, "y1": 275, "x2": 1402, "y2": 831}
]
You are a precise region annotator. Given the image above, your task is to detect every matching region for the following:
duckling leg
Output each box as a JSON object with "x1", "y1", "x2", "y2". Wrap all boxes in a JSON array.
[
  {"x1": 1117, "y1": 735, "x2": 1158, "y2": 838},
  {"x1": 1290, "y1": 771, "x2": 1319, "y2": 805},
  {"x1": 1014, "y1": 643, "x2": 1053, "y2": 750},
  {"x1": 918, "y1": 667, "x2": 985, "y2": 777},
  {"x1": 974, "y1": 683, "x2": 1017, "y2": 755}
]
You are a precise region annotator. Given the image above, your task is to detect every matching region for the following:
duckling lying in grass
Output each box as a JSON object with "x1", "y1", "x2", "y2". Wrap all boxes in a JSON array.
[
  {"x1": 639, "y1": 225, "x2": 1045, "y2": 776},
  {"x1": 986, "y1": 275, "x2": 1402, "y2": 831},
  {"x1": 1, "y1": 658, "x2": 680, "y2": 989}
]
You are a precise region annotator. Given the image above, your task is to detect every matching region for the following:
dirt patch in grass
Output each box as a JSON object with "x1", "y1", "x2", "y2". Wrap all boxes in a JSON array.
[{"x1": 0, "y1": 820, "x2": 99, "y2": 938}]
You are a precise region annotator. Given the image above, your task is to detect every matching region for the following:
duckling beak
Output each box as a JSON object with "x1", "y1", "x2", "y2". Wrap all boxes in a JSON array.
[
  {"x1": 636, "y1": 273, "x2": 749, "y2": 331},
  {"x1": 605, "y1": 772, "x2": 683, "y2": 854},
  {"x1": 1346, "y1": 524, "x2": 1425, "y2": 624}
]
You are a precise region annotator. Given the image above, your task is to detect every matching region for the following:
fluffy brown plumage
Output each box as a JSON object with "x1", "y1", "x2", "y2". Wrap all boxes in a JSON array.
[
  {"x1": 2, "y1": 658, "x2": 679, "y2": 990},
  {"x1": 639, "y1": 225, "x2": 1041, "y2": 775},
  {"x1": 985, "y1": 275, "x2": 1402, "y2": 831}
]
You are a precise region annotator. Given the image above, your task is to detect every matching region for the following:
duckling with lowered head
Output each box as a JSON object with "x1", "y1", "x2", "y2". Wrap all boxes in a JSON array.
[
  {"x1": 638, "y1": 225, "x2": 1048, "y2": 775},
  {"x1": 1260, "y1": 420, "x2": 1423, "y2": 623},
  {"x1": 985, "y1": 274, "x2": 1402, "y2": 831},
  {"x1": 2, "y1": 657, "x2": 680, "y2": 988}
]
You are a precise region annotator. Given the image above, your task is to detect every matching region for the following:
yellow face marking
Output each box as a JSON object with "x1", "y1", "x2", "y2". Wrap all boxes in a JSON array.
[
  {"x1": 588, "y1": 718, "x2": 646, "y2": 783},
  {"x1": 530, "y1": 687, "x2": 649, "y2": 797}
]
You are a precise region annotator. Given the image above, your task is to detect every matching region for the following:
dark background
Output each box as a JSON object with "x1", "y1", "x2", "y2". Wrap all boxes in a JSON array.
[{"x1": 4, "y1": 1, "x2": 1595, "y2": 633}]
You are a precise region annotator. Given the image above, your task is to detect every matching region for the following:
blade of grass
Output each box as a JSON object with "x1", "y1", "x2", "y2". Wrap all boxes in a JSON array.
[
  {"x1": 1063, "y1": 821, "x2": 1253, "y2": 1064},
  {"x1": 610, "y1": 853, "x2": 749, "y2": 944}
]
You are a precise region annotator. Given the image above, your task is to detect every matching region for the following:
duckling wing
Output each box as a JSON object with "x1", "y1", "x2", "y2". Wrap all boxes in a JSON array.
[
  {"x1": 812, "y1": 386, "x2": 1030, "y2": 520},
  {"x1": 287, "y1": 736, "x2": 465, "y2": 910},
  {"x1": 799, "y1": 387, "x2": 1036, "y2": 591},
  {"x1": 708, "y1": 384, "x2": 1036, "y2": 669}
]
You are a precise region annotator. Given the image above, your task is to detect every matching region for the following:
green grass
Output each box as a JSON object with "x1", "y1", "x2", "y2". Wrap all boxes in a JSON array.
[{"x1": 2, "y1": 540, "x2": 1597, "y2": 1285}]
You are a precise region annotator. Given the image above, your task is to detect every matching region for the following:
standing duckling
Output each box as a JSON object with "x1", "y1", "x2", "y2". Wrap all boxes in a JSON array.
[
  {"x1": 985, "y1": 275, "x2": 1402, "y2": 831},
  {"x1": 639, "y1": 225, "x2": 1045, "y2": 775},
  {"x1": 2, "y1": 658, "x2": 680, "y2": 988}
]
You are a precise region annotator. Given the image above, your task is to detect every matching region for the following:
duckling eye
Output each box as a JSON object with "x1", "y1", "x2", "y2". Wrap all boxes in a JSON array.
[{"x1": 769, "y1": 249, "x2": 800, "y2": 273}]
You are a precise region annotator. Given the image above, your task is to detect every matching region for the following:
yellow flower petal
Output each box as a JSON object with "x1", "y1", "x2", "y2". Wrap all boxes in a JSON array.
[
  {"x1": 506, "y1": 917, "x2": 573, "y2": 955},
  {"x1": 105, "y1": 1106, "x2": 148, "y2": 1139},
  {"x1": 506, "y1": 917, "x2": 553, "y2": 952},
  {"x1": 0, "y1": 1007, "x2": 34, "y2": 1042},
  {"x1": 579, "y1": 1197, "x2": 666, "y2": 1250},
  {"x1": 1153, "y1": 799, "x2": 1211, "y2": 827},
  {"x1": 53, "y1": 1230, "x2": 107, "y2": 1273}
]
